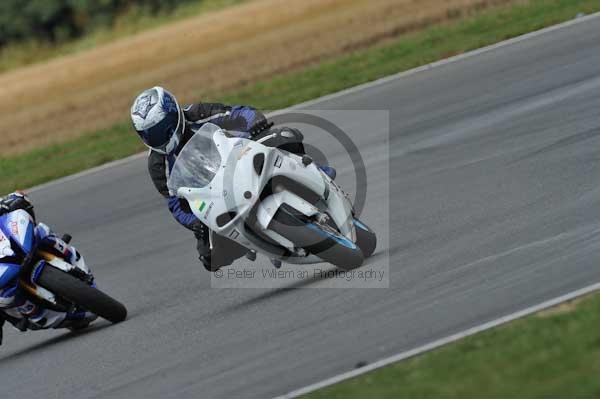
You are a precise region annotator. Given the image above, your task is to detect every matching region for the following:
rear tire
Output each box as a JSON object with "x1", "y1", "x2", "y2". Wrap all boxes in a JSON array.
[
  {"x1": 270, "y1": 207, "x2": 364, "y2": 270},
  {"x1": 37, "y1": 267, "x2": 127, "y2": 324}
]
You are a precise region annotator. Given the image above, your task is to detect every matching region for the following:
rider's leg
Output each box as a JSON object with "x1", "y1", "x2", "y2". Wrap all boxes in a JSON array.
[
  {"x1": 23, "y1": 304, "x2": 96, "y2": 331},
  {"x1": 197, "y1": 231, "x2": 247, "y2": 272},
  {"x1": 10, "y1": 302, "x2": 68, "y2": 330},
  {"x1": 195, "y1": 230, "x2": 215, "y2": 272},
  {"x1": 55, "y1": 310, "x2": 97, "y2": 330}
]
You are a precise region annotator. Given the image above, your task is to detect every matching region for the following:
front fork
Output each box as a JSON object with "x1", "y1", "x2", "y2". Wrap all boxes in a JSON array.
[{"x1": 19, "y1": 248, "x2": 94, "y2": 314}]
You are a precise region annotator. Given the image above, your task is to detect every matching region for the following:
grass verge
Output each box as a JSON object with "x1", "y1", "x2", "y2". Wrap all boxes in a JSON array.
[
  {"x1": 2, "y1": 0, "x2": 600, "y2": 194},
  {"x1": 0, "y1": 123, "x2": 141, "y2": 192},
  {"x1": 303, "y1": 291, "x2": 600, "y2": 398}
]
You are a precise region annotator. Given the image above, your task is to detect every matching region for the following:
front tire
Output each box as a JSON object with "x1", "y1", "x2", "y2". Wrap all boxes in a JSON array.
[
  {"x1": 37, "y1": 267, "x2": 127, "y2": 324},
  {"x1": 354, "y1": 219, "x2": 377, "y2": 258},
  {"x1": 270, "y1": 207, "x2": 364, "y2": 270}
]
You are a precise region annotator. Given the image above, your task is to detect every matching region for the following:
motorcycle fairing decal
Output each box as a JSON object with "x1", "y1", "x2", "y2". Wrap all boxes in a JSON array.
[
  {"x1": 32, "y1": 260, "x2": 47, "y2": 283},
  {"x1": 237, "y1": 146, "x2": 253, "y2": 160},
  {"x1": 0, "y1": 211, "x2": 35, "y2": 254},
  {"x1": 274, "y1": 155, "x2": 283, "y2": 168},
  {"x1": 0, "y1": 228, "x2": 14, "y2": 257},
  {"x1": 353, "y1": 219, "x2": 369, "y2": 231},
  {"x1": 20, "y1": 222, "x2": 34, "y2": 254},
  {"x1": 0, "y1": 263, "x2": 20, "y2": 287}
]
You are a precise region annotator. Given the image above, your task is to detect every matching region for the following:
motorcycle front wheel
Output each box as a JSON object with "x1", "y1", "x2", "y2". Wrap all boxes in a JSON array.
[
  {"x1": 37, "y1": 267, "x2": 127, "y2": 323},
  {"x1": 353, "y1": 218, "x2": 377, "y2": 258},
  {"x1": 270, "y1": 206, "x2": 364, "y2": 270}
]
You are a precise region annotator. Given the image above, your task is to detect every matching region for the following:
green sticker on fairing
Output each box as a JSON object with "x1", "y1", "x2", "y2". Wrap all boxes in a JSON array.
[{"x1": 198, "y1": 201, "x2": 206, "y2": 212}]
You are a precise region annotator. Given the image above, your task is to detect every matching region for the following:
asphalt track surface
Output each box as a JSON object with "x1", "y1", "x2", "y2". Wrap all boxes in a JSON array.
[{"x1": 2, "y1": 15, "x2": 600, "y2": 399}]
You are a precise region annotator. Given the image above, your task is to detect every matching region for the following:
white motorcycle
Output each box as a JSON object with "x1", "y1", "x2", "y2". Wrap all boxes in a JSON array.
[{"x1": 167, "y1": 123, "x2": 376, "y2": 270}]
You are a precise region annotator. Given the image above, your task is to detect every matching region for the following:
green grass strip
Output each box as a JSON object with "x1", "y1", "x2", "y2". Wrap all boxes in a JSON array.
[
  {"x1": 2, "y1": 0, "x2": 599, "y2": 195},
  {"x1": 0, "y1": 123, "x2": 142, "y2": 193},
  {"x1": 304, "y1": 293, "x2": 600, "y2": 398}
]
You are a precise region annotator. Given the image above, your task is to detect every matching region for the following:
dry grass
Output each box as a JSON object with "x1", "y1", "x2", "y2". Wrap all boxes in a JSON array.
[
  {"x1": 0, "y1": 0, "x2": 522, "y2": 155},
  {"x1": 536, "y1": 292, "x2": 595, "y2": 317}
]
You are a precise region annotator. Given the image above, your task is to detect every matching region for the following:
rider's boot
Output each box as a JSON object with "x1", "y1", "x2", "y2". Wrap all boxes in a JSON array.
[
  {"x1": 201, "y1": 231, "x2": 248, "y2": 272},
  {"x1": 55, "y1": 310, "x2": 98, "y2": 331},
  {"x1": 200, "y1": 254, "x2": 223, "y2": 272},
  {"x1": 196, "y1": 230, "x2": 223, "y2": 272}
]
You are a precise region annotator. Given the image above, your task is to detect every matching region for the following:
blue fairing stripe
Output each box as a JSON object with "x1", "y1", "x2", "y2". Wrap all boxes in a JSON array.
[
  {"x1": 353, "y1": 219, "x2": 369, "y2": 231},
  {"x1": 31, "y1": 261, "x2": 47, "y2": 283},
  {"x1": 0, "y1": 215, "x2": 10, "y2": 242},
  {"x1": 22, "y1": 222, "x2": 34, "y2": 253},
  {"x1": 306, "y1": 223, "x2": 357, "y2": 249},
  {"x1": 0, "y1": 285, "x2": 17, "y2": 299},
  {"x1": 0, "y1": 263, "x2": 20, "y2": 287}
]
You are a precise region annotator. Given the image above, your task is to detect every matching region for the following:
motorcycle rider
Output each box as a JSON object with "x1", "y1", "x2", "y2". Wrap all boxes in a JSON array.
[
  {"x1": 0, "y1": 192, "x2": 96, "y2": 344},
  {"x1": 130, "y1": 86, "x2": 336, "y2": 272}
]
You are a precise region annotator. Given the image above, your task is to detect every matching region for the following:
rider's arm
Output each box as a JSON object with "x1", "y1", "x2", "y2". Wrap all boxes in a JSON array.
[
  {"x1": 147, "y1": 147, "x2": 207, "y2": 235},
  {"x1": 183, "y1": 103, "x2": 231, "y2": 124},
  {"x1": 184, "y1": 103, "x2": 269, "y2": 134},
  {"x1": 148, "y1": 150, "x2": 170, "y2": 198},
  {"x1": 167, "y1": 196, "x2": 207, "y2": 234},
  {"x1": 167, "y1": 196, "x2": 211, "y2": 262},
  {"x1": 218, "y1": 105, "x2": 268, "y2": 133}
]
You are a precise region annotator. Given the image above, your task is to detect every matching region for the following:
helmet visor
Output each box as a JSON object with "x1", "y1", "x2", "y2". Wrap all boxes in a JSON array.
[{"x1": 137, "y1": 109, "x2": 183, "y2": 153}]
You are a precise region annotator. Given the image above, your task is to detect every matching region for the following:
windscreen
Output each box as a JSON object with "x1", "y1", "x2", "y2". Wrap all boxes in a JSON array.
[{"x1": 167, "y1": 124, "x2": 222, "y2": 193}]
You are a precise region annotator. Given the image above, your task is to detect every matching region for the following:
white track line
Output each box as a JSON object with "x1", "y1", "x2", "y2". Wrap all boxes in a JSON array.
[
  {"x1": 276, "y1": 282, "x2": 600, "y2": 399},
  {"x1": 26, "y1": 11, "x2": 600, "y2": 194},
  {"x1": 28, "y1": 152, "x2": 147, "y2": 194}
]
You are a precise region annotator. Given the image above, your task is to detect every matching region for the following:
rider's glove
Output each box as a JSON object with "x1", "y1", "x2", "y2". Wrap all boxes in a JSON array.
[
  {"x1": 249, "y1": 120, "x2": 274, "y2": 138},
  {"x1": 191, "y1": 220, "x2": 209, "y2": 242}
]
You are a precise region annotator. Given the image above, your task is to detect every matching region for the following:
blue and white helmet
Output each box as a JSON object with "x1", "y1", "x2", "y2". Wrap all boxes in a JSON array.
[{"x1": 131, "y1": 86, "x2": 184, "y2": 154}]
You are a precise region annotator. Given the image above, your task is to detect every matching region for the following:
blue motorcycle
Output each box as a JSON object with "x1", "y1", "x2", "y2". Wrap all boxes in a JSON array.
[{"x1": 0, "y1": 209, "x2": 127, "y2": 327}]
